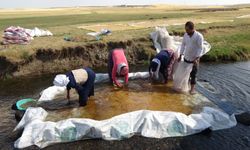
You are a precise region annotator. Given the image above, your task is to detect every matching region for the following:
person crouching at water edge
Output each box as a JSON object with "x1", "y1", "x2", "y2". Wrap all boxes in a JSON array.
[
  {"x1": 149, "y1": 35, "x2": 178, "y2": 84},
  {"x1": 108, "y1": 48, "x2": 129, "y2": 88},
  {"x1": 53, "y1": 67, "x2": 96, "y2": 107},
  {"x1": 178, "y1": 21, "x2": 204, "y2": 94}
]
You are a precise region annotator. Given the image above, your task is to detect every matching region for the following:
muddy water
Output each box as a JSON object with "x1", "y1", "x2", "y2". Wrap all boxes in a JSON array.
[
  {"x1": 46, "y1": 81, "x2": 193, "y2": 121},
  {"x1": 0, "y1": 62, "x2": 249, "y2": 149}
]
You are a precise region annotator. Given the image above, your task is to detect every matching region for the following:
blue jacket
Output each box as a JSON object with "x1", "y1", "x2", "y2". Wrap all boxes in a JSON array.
[
  {"x1": 66, "y1": 67, "x2": 95, "y2": 106},
  {"x1": 149, "y1": 50, "x2": 171, "y2": 81}
]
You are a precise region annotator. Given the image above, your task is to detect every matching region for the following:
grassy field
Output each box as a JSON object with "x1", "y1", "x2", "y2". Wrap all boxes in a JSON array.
[{"x1": 0, "y1": 5, "x2": 250, "y2": 63}]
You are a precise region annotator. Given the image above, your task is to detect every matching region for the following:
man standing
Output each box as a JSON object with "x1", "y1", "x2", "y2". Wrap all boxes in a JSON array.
[{"x1": 179, "y1": 21, "x2": 204, "y2": 94}]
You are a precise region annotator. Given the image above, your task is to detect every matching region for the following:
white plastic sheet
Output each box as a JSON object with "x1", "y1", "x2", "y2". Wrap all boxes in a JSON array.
[
  {"x1": 14, "y1": 107, "x2": 236, "y2": 149},
  {"x1": 172, "y1": 62, "x2": 193, "y2": 93},
  {"x1": 150, "y1": 27, "x2": 169, "y2": 53},
  {"x1": 87, "y1": 29, "x2": 112, "y2": 40},
  {"x1": 39, "y1": 72, "x2": 149, "y2": 102},
  {"x1": 25, "y1": 27, "x2": 53, "y2": 37}
]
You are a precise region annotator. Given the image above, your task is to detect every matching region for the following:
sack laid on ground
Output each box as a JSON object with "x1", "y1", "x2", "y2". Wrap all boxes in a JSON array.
[
  {"x1": 14, "y1": 107, "x2": 236, "y2": 149},
  {"x1": 2, "y1": 26, "x2": 33, "y2": 45},
  {"x1": 2, "y1": 26, "x2": 53, "y2": 45},
  {"x1": 38, "y1": 86, "x2": 66, "y2": 102},
  {"x1": 25, "y1": 27, "x2": 53, "y2": 37}
]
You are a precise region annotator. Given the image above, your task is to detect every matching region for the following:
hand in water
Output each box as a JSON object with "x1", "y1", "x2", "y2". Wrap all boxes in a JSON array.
[{"x1": 116, "y1": 82, "x2": 124, "y2": 88}]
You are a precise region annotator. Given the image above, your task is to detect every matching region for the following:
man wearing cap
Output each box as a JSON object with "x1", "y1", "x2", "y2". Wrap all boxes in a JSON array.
[
  {"x1": 53, "y1": 67, "x2": 96, "y2": 107},
  {"x1": 108, "y1": 48, "x2": 129, "y2": 88}
]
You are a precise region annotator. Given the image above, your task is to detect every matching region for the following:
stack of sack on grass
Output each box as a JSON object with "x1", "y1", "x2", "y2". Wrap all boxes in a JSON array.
[
  {"x1": 2, "y1": 26, "x2": 33, "y2": 45},
  {"x1": 2, "y1": 26, "x2": 53, "y2": 45}
]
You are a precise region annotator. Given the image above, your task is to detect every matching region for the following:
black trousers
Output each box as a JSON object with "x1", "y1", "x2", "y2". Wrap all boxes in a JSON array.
[
  {"x1": 190, "y1": 64, "x2": 198, "y2": 85},
  {"x1": 184, "y1": 58, "x2": 198, "y2": 85},
  {"x1": 108, "y1": 50, "x2": 114, "y2": 83}
]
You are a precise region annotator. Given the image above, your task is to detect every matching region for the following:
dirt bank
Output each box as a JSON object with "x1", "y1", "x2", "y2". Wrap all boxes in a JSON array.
[
  {"x1": 0, "y1": 38, "x2": 155, "y2": 79},
  {"x1": 1, "y1": 24, "x2": 250, "y2": 79}
]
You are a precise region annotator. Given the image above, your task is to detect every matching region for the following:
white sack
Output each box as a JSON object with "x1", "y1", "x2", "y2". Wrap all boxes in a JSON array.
[
  {"x1": 14, "y1": 107, "x2": 236, "y2": 149},
  {"x1": 172, "y1": 62, "x2": 193, "y2": 93},
  {"x1": 25, "y1": 27, "x2": 53, "y2": 37},
  {"x1": 150, "y1": 27, "x2": 169, "y2": 53},
  {"x1": 172, "y1": 42, "x2": 211, "y2": 92},
  {"x1": 39, "y1": 72, "x2": 150, "y2": 102},
  {"x1": 38, "y1": 86, "x2": 66, "y2": 102}
]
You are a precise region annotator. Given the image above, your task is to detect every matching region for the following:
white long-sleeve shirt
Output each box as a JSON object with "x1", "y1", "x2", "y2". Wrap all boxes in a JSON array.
[{"x1": 180, "y1": 31, "x2": 204, "y2": 62}]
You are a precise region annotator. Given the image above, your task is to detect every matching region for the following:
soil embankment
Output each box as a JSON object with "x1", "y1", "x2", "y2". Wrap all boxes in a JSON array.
[{"x1": 0, "y1": 38, "x2": 155, "y2": 78}]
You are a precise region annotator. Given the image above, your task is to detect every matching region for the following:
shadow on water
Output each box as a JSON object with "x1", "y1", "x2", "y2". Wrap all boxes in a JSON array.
[{"x1": 0, "y1": 62, "x2": 250, "y2": 149}]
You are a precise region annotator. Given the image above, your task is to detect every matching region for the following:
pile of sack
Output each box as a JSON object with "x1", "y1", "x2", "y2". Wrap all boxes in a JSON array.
[
  {"x1": 2, "y1": 26, "x2": 33, "y2": 45},
  {"x1": 2, "y1": 26, "x2": 53, "y2": 45}
]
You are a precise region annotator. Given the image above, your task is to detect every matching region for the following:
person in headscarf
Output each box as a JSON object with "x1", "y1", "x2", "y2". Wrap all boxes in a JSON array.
[
  {"x1": 149, "y1": 35, "x2": 179, "y2": 83},
  {"x1": 108, "y1": 48, "x2": 129, "y2": 88},
  {"x1": 53, "y1": 67, "x2": 95, "y2": 107}
]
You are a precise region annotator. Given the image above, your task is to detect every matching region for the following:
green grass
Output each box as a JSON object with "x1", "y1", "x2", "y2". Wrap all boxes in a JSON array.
[
  {"x1": 0, "y1": 12, "x2": 193, "y2": 30},
  {"x1": 202, "y1": 19, "x2": 250, "y2": 61},
  {"x1": 165, "y1": 18, "x2": 250, "y2": 61},
  {"x1": 0, "y1": 6, "x2": 250, "y2": 62},
  {"x1": 204, "y1": 32, "x2": 250, "y2": 61}
]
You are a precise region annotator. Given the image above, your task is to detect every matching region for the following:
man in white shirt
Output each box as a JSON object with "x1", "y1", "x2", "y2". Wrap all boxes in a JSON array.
[{"x1": 178, "y1": 21, "x2": 204, "y2": 94}]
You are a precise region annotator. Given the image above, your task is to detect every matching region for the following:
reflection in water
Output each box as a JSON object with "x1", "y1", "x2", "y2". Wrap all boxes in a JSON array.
[{"x1": 46, "y1": 81, "x2": 194, "y2": 121}]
